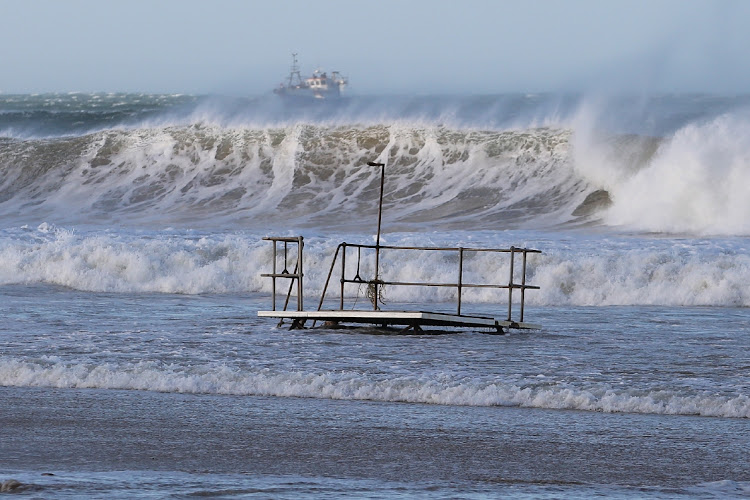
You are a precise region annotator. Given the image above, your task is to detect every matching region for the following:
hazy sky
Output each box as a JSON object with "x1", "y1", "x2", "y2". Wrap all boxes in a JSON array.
[{"x1": 1, "y1": 0, "x2": 749, "y2": 95}]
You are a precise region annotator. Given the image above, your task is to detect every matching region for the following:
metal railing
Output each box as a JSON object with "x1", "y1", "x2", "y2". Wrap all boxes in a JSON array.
[
  {"x1": 261, "y1": 236, "x2": 304, "y2": 312},
  {"x1": 260, "y1": 237, "x2": 541, "y2": 324},
  {"x1": 316, "y1": 242, "x2": 541, "y2": 323}
]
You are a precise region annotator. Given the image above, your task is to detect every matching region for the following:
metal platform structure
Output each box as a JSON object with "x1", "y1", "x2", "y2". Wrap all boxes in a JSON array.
[
  {"x1": 257, "y1": 160, "x2": 542, "y2": 334},
  {"x1": 258, "y1": 310, "x2": 540, "y2": 333},
  {"x1": 258, "y1": 236, "x2": 540, "y2": 334}
]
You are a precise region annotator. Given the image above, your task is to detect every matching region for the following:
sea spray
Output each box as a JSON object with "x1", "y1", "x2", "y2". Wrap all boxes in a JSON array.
[{"x1": 604, "y1": 110, "x2": 750, "y2": 234}]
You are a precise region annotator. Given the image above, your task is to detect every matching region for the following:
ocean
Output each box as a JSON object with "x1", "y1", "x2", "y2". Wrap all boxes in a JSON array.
[{"x1": 0, "y1": 92, "x2": 748, "y2": 498}]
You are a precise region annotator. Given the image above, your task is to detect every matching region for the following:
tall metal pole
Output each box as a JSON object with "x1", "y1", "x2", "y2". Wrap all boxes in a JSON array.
[{"x1": 367, "y1": 161, "x2": 385, "y2": 310}]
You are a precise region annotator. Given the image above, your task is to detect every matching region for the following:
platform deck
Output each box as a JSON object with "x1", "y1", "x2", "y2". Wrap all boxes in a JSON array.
[{"x1": 258, "y1": 310, "x2": 540, "y2": 332}]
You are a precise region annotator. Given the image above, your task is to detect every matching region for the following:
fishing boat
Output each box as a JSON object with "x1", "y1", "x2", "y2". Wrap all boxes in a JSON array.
[{"x1": 273, "y1": 53, "x2": 348, "y2": 100}]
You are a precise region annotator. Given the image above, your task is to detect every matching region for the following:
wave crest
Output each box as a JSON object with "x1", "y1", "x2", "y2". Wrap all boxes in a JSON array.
[
  {"x1": 0, "y1": 125, "x2": 589, "y2": 229},
  {"x1": 2, "y1": 357, "x2": 747, "y2": 418},
  {"x1": 577, "y1": 110, "x2": 750, "y2": 235}
]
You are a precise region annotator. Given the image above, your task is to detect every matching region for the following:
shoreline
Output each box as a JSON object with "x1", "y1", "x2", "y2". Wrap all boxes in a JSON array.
[{"x1": 2, "y1": 386, "x2": 748, "y2": 489}]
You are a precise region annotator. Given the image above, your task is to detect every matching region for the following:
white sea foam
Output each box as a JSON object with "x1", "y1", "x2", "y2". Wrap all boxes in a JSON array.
[
  {"x1": 4, "y1": 94, "x2": 750, "y2": 238},
  {"x1": 1, "y1": 225, "x2": 749, "y2": 307},
  {"x1": 574, "y1": 106, "x2": 750, "y2": 235},
  {"x1": 0, "y1": 226, "x2": 268, "y2": 294},
  {"x1": 691, "y1": 480, "x2": 750, "y2": 497},
  {"x1": 0, "y1": 124, "x2": 583, "y2": 229},
  {"x1": 1, "y1": 357, "x2": 747, "y2": 418}
]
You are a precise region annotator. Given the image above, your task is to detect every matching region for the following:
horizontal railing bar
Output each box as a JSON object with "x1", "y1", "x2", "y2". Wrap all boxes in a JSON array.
[
  {"x1": 261, "y1": 273, "x2": 301, "y2": 278},
  {"x1": 370, "y1": 281, "x2": 456, "y2": 288},
  {"x1": 462, "y1": 283, "x2": 541, "y2": 290},
  {"x1": 338, "y1": 243, "x2": 541, "y2": 253},
  {"x1": 342, "y1": 279, "x2": 540, "y2": 290},
  {"x1": 262, "y1": 237, "x2": 302, "y2": 242}
]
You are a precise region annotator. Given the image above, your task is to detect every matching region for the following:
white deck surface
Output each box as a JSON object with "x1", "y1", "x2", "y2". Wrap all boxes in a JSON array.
[{"x1": 258, "y1": 310, "x2": 540, "y2": 330}]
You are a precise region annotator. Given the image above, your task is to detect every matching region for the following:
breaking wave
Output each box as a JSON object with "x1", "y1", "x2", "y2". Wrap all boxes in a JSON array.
[
  {"x1": 2, "y1": 93, "x2": 750, "y2": 235},
  {"x1": 0, "y1": 124, "x2": 587, "y2": 230},
  {"x1": 600, "y1": 111, "x2": 750, "y2": 234},
  {"x1": 1, "y1": 357, "x2": 747, "y2": 418},
  {"x1": 2, "y1": 225, "x2": 749, "y2": 307}
]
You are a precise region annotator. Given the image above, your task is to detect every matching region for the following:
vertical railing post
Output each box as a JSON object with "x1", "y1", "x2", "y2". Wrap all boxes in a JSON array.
[
  {"x1": 283, "y1": 241, "x2": 288, "y2": 273},
  {"x1": 507, "y1": 246, "x2": 515, "y2": 321},
  {"x1": 340, "y1": 243, "x2": 346, "y2": 310},
  {"x1": 271, "y1": 240, "x2": 277, "y2": 311},
  {"x1": 457, "y1": 247, "x2": 464, "y2": 316},
  {"x1": 520, "y1": 250, "x2": 528, "y2": 322},
  {"x1": 297, "y1": 236, "x2": 304, "y2": 311}
]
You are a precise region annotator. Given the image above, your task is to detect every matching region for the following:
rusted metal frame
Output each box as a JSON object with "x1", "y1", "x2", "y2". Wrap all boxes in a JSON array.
[
  {"x1": 374, "y1": 163, "x2": 385, "y2": 311},
  {"x1": 354, "y1": 246, "x2": 362, "y2": 281},
  {"x1": 259, "y1": 238, "x2": 540, "y2": 254},
  {"x1": 340, "y1": 279, "x2": 518, "y2": 289},
  {"x1": 309, "y1": 243, "x2": 539, "y2": 317},
  {"x1": 337, "y1": 241, "x2": 540, "y2": 321},
  {"x1": 262, "y1": 236, "x2": 301, "y2": 243},
  {"x1": 508, "y1": 246, "x2": 515, "y2": 322},
  {"x1": 339, "y1": 276, "x2": 537, "y2": 289},
  {"x1": 280, "y1": 241, "x2": 303, "y2": 314},
  {"x1": 399, "y1": 323, "x2": 423, "y2": 334},
  {"x1": 262, "y1": 237, "x2": 540, "y2": 328},
  {"x1": 310, "y1": 243, "x2": 345, "y2": 328},
  {"x1": 289, "y1": 318, "x2": 306, "y2": 330},
  {"x1": 521, "y1": 250, "x2": 528, "y2": 322},
  {"x1": 329, "y1": 244, "x2": 539, "y2": 322},
  {"x1": 341, "y1": 242, "x2": 540, "y2": 254},
  {"x1": 297, "y1": 236, "x2": 304, "y2": 311},
  {"x1": 340, "y1": 244, "x2": 346, "y2": 310},
  {"x1": 261, "y1": 236, "x2": 305, "y2": 315},
  {"x1": 463, "y1": 283, "x2": 539, "y2": 289},
  {"x1": 341, "y1": 279, "x2": 457, "y2": 287},
  {"x1": 283, "y1": 241, "x2": 289, "y2": 274},
  {"x1": 271, "y1": 240, "x2": 277, "y2": 310},
  {"x1": 458, "y1": 247, "x2": 464, "y2": 316},
  {"x1": 281, "y1": 262, "x2": 299, "y2": 312},
  {"x1": 277, "y1": 261, "x2": 299, "y2": 328}
]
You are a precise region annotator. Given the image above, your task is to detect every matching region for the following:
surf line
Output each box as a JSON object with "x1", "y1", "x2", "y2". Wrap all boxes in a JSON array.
[{"x1": 258, "y1": 159, "x2": 541, "y2": 335}]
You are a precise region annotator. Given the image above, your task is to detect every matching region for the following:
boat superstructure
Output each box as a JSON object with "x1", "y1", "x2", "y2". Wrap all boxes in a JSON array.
[{"x1": 274, "y1": 53, "x2": 348, "y2": 100}]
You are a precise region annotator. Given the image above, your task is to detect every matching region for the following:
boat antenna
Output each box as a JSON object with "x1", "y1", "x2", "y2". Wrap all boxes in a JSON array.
[
  {"x1": 367, "y1": 161, "x2": 386, "y2": 310},
  {"x1": 288, "y1": 53, "x2": 302, "y2": 87}
]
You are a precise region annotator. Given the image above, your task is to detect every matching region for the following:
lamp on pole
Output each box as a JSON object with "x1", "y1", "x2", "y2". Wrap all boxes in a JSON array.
[{"x1": 367, "y1": 161, "x2": 385, "y2": 310}]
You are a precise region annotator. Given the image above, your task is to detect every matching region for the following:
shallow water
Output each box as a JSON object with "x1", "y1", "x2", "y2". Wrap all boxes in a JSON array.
[
  {"x1": 2, "y1": 287, "x2": 748, "y2": 417},
  {"x1": 1, "y1": 288, "x2": 749, "y2": 497}
]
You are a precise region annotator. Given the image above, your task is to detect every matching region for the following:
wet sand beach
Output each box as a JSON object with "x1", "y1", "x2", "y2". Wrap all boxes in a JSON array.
[{"x1": 2, "y1": 386, "x2": 748, "y2": 490}]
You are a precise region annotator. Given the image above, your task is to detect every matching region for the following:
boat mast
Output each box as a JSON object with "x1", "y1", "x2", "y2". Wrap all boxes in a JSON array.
[{"x1": 287, "y1": 53, "x2": 303, "y2": 87}]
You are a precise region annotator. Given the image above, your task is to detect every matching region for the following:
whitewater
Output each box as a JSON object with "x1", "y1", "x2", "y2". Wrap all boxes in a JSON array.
[{"x1": 1, "y1": 92, "x2": 749, "y2": 498}]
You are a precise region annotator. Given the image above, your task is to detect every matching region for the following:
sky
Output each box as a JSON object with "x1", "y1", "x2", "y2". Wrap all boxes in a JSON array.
[{"x1": 1, "y1": 0, "x2": 749, "y2": 95}]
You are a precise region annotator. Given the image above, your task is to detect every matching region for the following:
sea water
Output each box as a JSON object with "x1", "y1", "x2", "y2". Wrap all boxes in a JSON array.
[{"x1": 1, "y1": 92, "x2": 749, "y2": 498}]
